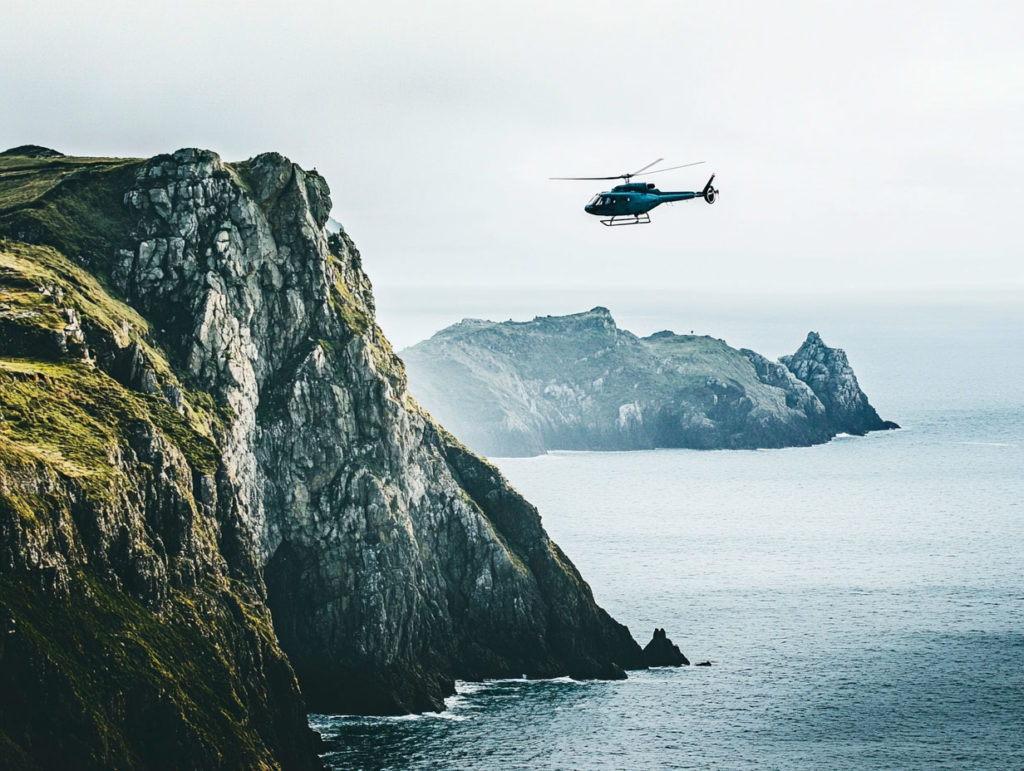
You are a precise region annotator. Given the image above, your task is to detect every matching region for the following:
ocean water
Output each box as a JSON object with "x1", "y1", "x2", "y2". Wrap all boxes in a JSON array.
[
  {"x1": 312, "y1": 407, "x2": 1023, "y2": 769},
  {"x1": 312, "y1": 294, "x2": 1023, "y2": 769}
]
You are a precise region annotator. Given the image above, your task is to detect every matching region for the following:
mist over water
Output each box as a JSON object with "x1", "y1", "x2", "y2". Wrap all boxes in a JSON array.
[
  {"x1": 377, "y1": 286, "x2": 1024, "y2": 414},
  {"x1": 315, "y1": 291, "x2": 1024, "y2": 769}
]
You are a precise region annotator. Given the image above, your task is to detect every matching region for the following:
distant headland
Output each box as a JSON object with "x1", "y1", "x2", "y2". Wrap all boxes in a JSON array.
[{"x1": 401, "y1": 308, "x2": 898, "y2": 457}]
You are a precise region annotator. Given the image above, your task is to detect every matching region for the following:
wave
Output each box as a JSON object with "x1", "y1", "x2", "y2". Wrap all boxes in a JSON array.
[{"x1": 455, "y1": 675, "x2": 581, "y2": 688}]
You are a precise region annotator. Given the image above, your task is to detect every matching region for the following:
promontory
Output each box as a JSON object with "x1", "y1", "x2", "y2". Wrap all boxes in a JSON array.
[
  {"x1": 0, "y1": 146, "x2": 644, "y2": 769},
  {"x1": 401, "y1": 308, "x2": 898, "y2": 457}
]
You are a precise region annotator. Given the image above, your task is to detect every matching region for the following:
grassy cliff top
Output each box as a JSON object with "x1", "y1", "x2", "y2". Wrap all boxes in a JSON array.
[{"x1": 0, "y1": 150, "x2": 142, "y2": 270}]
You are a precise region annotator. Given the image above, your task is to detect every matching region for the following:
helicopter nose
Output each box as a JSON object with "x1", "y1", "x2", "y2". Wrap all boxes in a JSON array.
[{"x1": 584, "y1": 204, "x2": 594, "y2": 214}]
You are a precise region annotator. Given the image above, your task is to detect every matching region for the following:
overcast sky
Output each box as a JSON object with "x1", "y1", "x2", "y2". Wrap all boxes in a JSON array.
[{"x1": 3, "y1": 1, "x2": 1023, "y2": 297}]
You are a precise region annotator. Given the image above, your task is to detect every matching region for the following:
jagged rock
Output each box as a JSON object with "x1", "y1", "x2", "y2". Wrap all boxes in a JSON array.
[
  {"x1": 0, "y1": 145, "x2": 645, "y2": 767},
  {"x1": 401, "y1": 310, "x2": 896, "y2": 457},
  {"x1": 781, "y1": 331, "x2": 899, "y2": 435},
  {"x1": 642, "y1": 628, "x2": 689, "y2": 667}
]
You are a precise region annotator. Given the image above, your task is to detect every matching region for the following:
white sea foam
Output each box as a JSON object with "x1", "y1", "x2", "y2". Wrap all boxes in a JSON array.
[{"x1": 464, "y1": 675, "x2": 582, "y2": 687}]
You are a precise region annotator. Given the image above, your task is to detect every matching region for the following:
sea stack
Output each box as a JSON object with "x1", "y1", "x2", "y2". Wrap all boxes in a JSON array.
[{"x1": 642, "y1": 628, "x2": 690, "y2": 667}]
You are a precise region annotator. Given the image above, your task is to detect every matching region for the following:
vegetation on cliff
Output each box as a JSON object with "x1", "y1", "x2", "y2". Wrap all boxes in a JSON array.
[{"x1": 0, "y1": 231, "x2": 318, "y2": 767}]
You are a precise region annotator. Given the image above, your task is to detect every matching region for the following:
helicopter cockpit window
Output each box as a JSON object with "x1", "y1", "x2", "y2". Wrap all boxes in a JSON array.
[{"x1": 588, "y1": 195, "x2": 601, "y2": 207}]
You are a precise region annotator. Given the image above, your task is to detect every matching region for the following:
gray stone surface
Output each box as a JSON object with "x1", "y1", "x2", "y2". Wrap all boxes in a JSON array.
[
  {"x1": 112, "y1": 149, "x2": 642, "y2": 714},
  {"x1": 780, "y1": 331, "x2": 899, "y2": 435}
]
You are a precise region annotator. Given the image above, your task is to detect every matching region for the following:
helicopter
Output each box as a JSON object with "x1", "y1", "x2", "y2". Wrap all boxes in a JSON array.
[{"x1": 551, "y1": 159, "x2": 718, "y2": 226}]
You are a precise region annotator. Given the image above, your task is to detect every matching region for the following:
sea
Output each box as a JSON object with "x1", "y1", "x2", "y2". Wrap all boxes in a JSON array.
[{"x1": 311, "y1": 289, "x2": 1023, "y2": 770}]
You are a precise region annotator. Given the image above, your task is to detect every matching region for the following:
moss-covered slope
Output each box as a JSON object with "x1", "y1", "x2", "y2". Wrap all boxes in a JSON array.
[{"x1": 0, "y1": 235, "x2": 318, "y2": 769}]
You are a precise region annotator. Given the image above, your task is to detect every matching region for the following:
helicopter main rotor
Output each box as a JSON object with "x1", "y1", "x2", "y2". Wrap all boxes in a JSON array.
[{"x1": 550, "y1": 158, "x2": 705, "y2": 183}]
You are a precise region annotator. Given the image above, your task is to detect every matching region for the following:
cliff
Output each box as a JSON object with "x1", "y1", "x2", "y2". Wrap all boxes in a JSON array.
[
  {"x1": 0, "y1": 147, "x2": 642, "y2": 768},
  {"x1": 401, "y1": 308, "x2": 897, "y2": 457}
]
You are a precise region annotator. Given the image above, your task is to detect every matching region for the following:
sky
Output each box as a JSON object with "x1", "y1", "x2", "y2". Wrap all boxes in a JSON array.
[{"x1": 3, "y1": 1, "x2": 1023, "y2": 303}]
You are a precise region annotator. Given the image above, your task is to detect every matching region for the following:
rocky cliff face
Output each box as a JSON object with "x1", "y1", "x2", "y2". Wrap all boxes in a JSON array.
[
  {"x1": 401, "y1": 309, "x2": 897, "y2": 457},
  {"x1": 0, "y1": 237, "x2": 318, "y2": 768},
  {"x1": 0, "y1": 147, "x2": 643, "y2": 766}
]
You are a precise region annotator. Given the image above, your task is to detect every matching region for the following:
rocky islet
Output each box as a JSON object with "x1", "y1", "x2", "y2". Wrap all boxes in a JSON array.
[{"x1": 642, "y1": 628, "x2": 690, "y2": 667}]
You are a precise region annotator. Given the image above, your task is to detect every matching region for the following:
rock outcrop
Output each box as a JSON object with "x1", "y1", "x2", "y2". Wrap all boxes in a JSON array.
[
  {"x1": 780, "y1": 332, "x2": 899, "y2": 435},
  {"x1": 0, "y1": 147, "x2": 645, "y2": 767},
  {"x1": 401, "y1": 308, "x2": 898, "y2": 457},
  {"x1": 641, "y1": 628, "x2": 689, "y2": 667},
  {"x1": 0, "y1": 145, "x2": 65, "y2": 159}
]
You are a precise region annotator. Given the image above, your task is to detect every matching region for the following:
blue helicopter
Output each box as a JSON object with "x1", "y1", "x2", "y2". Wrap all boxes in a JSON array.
[{"x1": 552, "y1": 158, "x2": 718, "y2": 226}]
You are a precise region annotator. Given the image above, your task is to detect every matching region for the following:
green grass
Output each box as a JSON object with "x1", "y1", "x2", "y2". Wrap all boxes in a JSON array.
[
  {"x1": 0, "y1": 155, "x2": 128, "y2": 211},
  {"x1": 0, "y1": 357, "x2": 218, "y2": 480},
  {"x1": 327, "y1": 252, "x2": 371, "y2": 336},
  {"x1": 1, "y1": 240, "x2": 149, "y2": 349},
  {"x1": 0, "y1": 240, "x2": 224, "y2": 472},
  {"x1": 0, "y1": 155, "x2": 140, "y2": 268}
]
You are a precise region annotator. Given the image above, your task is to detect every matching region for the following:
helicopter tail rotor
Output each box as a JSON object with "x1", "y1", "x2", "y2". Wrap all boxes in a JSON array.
[{"x1": 702, "y1": 174, "x2": 718, "y2": 204}]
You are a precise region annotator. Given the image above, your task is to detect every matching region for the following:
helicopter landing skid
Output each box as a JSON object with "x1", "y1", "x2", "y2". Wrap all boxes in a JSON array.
[{"x1": 600, "y1": 213, "x2": 651, "y2": 226}]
